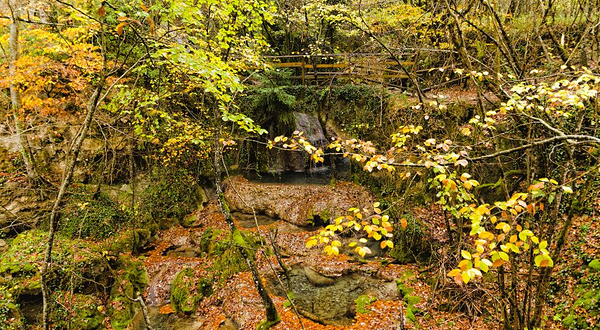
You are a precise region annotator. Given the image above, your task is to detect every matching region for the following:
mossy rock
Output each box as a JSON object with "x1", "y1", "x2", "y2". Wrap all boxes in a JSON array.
[
  {"x1": 0, "y1": 230, "x2": 46, "y2": 276},
  {"x1": 390, "y1": 214, "x2": 432, "y2": 264},
  {"x1": 170, "y1": 268, "x2": 213, "y2": 314},
  {"x1": 50, "y1": 293, "x2": 105, "y2": 330},
  {"x1": 60, "y1": 190, "x2": 132, "y2": 239},
  {"x1": 0, "y1": 230, "x2": 110, "y2": 298},
  {"x1": 140, "y1": 168, "x2": 201, "y2": 222},
  {"x1": 0, "y1": 286, "x2": 23, "y2": 330},
  {"x1": 198, "y1": 228, "x2": 263, "y2": 285},
  {"x1": 107, "y1": 229, "x2": 151, "y2": 254},
  {"x1": 108, "y1": 258, "x2": 148, "y2": 330},
  {"x1": 561, "y1": 271, "x2": 600, "y2": 329},
  {"x1": 181, "y1": 212, "x2": 200, "y2": 228}
]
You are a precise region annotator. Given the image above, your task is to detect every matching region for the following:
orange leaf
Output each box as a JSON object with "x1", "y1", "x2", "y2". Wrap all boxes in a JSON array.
[
  {"x1": 400, "y1": 218, "x2": 408, "y2": 229},
  {"x1": 116, "y1": 22, "x2": 128, "y2": 36},
  {"x1": 453, "y1": 274, "x2": 463, "y2": 286},
  {"x1": 98, "y1": 6, "x2": 106, "y2": 17},
  {"x1": 159, "y1": 304, "x2": 175, "y2": 314}
]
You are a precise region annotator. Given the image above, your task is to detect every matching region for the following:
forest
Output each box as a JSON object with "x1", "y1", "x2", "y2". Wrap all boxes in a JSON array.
[{"x1": 0, "y1": 0, "x2": 599, "y2": 329}]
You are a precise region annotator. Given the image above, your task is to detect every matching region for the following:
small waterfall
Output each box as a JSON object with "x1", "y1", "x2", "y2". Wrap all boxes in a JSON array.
[
  {"x1": 285, "y1": 112, "x2": 328, "y2": 172},
  {"x1": 293, "y1": 112, "x2": 328, "y2": 149},
  {"x1": 259, "y1": 112, "x2": 329, "y2": 174}
]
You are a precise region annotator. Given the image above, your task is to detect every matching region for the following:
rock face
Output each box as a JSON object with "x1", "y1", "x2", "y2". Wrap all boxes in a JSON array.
[
  {"x1": 223, "y1": 176, "x2": 376, "y2": 226},
  {"x1": 264, "y1": 112, "x2": 329, "y2": 173},
  {"x1": 267, "y1": 265, "x2": 398, "y2": 326}
]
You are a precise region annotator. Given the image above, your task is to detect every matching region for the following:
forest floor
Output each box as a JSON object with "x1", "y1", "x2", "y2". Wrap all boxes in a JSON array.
[{"x1": 136, "y1": 197, "x2": 598, "y2": 330}]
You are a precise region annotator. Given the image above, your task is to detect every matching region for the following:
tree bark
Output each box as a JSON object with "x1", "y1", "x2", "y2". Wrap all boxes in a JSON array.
[
  {"x1": 212, "y1": 132, "x2": 280, "y2": 329},
  {"x1": 40, "y1": 85, "x2": 103, "y2": 330},
  {"x1": 7, "y1": 2, "x2": 38, "y2": 183}
]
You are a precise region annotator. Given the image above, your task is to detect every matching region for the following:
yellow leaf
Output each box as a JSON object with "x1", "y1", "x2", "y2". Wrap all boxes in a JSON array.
[
  {"x1": 461, "y1": 250, "x2": 472, "y2": 260},
  {"x1": 476, "y1": 244, "x2": 484, "y2": 254},
  {"x1": 306, "y1": 239, "x2": 318, "y2": 248},
  {"x1": 458, "y1": 259, "x2": 470, "y2": 270},
  {"x1": 462, "y1": 271, "x2": 471, "y2": 284},
  {"x1": 356, "y1": 247, "x2": 366, "y2": 257},
  {"x1": 479, "y1": 260, "x2": 489, "y2": 272}
]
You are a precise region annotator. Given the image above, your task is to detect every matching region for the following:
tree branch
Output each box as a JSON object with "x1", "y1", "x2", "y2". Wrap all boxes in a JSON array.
[{"x1": 469, "y1": 134, "x2": 600, "y2": 161}]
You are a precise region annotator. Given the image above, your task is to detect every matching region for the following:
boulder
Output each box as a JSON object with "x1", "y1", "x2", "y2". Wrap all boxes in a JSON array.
[{"x1": 223, "y1": 176, "x2": 375, "y2": 226}]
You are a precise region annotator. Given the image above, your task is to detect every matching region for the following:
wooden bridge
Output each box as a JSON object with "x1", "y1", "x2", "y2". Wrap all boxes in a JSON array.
[{"x1": 265, "y1": 53, "x2": 416, "y2": 86}]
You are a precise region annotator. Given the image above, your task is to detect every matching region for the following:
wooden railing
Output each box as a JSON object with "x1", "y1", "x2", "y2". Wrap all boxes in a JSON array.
[{"x1": 265, "y1": 53, "x2": 415, "y2": 85}]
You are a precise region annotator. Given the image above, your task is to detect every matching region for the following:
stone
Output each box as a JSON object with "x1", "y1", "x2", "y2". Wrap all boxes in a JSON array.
[
  {"x1": 303, "y1": 266, "x2": 336, "y2": 286},
  {"x1": 223, "y1": 176, "x2": 376, "y2": 227}
]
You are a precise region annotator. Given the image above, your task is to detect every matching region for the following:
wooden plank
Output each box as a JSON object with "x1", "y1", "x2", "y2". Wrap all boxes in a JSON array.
[
  {"x1": 271, "y1": 62, "x2": 304, "y2": 68},
  {"x1": 379, "y1": 60, "x2": 415, "y2": 66},
  {"x1": 315, "y1": 63, "x2": 348, "y2": 68},
  {"x1": 305, "y1": 72, "x2": 349, "y2": 76}
]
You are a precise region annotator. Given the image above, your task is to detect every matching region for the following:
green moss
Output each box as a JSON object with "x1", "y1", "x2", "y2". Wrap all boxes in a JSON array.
[
  {"x1": 198, "y1": 228, "x2": 262, "y2": 285},
  {"x1": 170, "y1": 268, "x2": 213, "y2": 314},
  {"x1": 0, "y1": 286, "x2": 23, "y2": 330},
  {"x1": 0, "y1": 230, "x2": 105, "y2": 294},
  {"x1": 212, "y1": 247, "x2": 249, "y2": 285},
  {"x1": 50, "y1": 293, "x2": 105, "y2": 330},
  {"x1": 140, "y1": 168, "x2": 200, "y2": 222},
  {"x1": 108, "y1": 258, "x2": 148, "y2": 330},
  {"x1": 355, "y1": 295, "x2": 377, "y2": 314},
  {"x1": 60, "y1": 190, "x2": 132, "y2": 239},
  {"x1": 389, "y1": 214, "x2": 432, "y2": 264},
  {"x1": 256, "y1": 316, "x2": 281, "y2": 330},
  {"x1": 107, "y1": 229, "x2": 151, "y2": 254},
  {"x1": 181, "y1": 213, "x2": 199, "y2": 228},
  {"x1": 560, "y1": 270, "x2": 600, "y2": 329},
  {"x1": 232, "y1": 229, "x2": 247, "y2": 248}
]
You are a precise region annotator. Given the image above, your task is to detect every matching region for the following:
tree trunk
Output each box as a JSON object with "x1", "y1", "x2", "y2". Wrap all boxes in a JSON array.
[
  {"x1": 212, "y1": 132, "x2": 280, "y2": 329},
  {"x1": 8, "y1": 4, "x2": 37, "y2": 183},
  {"x1": 40, "y1": 85, "x2": 103, "y2": 330}
]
